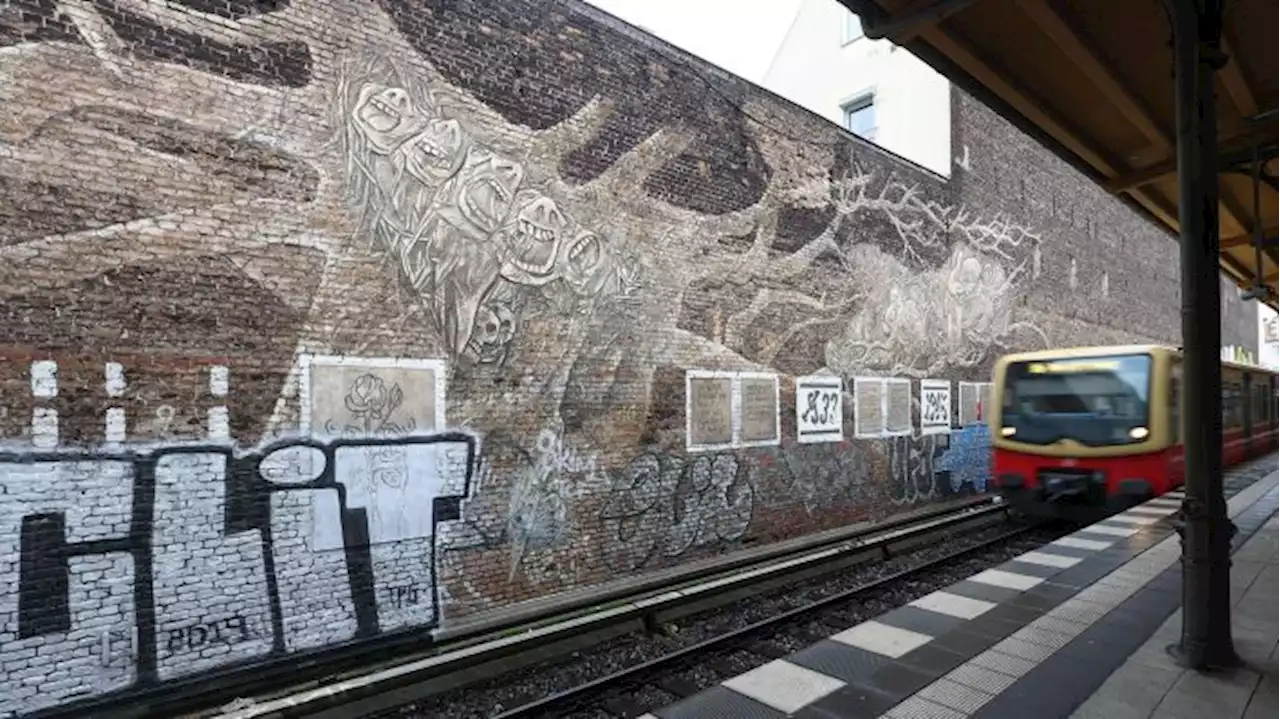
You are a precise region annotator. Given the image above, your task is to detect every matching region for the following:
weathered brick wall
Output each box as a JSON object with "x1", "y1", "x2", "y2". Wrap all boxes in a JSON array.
[
  {"x1": 0, "y1": 0, "x2": 1256, "y2": 714},
  {"x1": 951, "y1": 90, "x2": 1259, "y2": 354}
]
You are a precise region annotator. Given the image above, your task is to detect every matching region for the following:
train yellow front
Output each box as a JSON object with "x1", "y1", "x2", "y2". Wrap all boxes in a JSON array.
[{"x1": 988, "y1": 345, "x2": 1278, "y2": 521}]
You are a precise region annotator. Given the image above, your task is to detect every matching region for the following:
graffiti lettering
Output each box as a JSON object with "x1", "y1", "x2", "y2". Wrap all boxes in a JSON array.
[
  {"x1": 165, "y1": 616, "x2": 256, "y2": 654},
  {"x1": 889, "y1": 433, "x2": 946, "y2": 505},
  {"x1": 921, "y1": 380, "x2": 951, "y2": 430},
  {"x1": 937, "y1": 422, "x2": 993, "y2": 493},
  {"x1": 382, "y1": 584, "x2": 422, "y2": 610},
  {"x1": 0, "y1": 434, "x2": 475, "y2": 714},
  {"x1": 598, "y1": 452, "x2": 753, "y2": 571}
]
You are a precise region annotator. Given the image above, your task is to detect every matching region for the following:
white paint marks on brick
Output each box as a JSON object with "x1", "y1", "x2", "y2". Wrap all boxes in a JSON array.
[
  {"x1": 105, "y1": 362, "x2": 127, "y2": 397},
  {"x1": 207, "y1": 407, "x2": 230, "y2": 441},
  {"x1": 208, "y1": 365, "x2": 230, "y2": 440},
  {"x1": 30, "y1": 360, "x2": 58, "y2": 398},
  {"x1": 0, "y1": 460, "x2": 138, "y2": 714},
  {"x1": 105, "y1": 408, "x2": 127, "y2": 444},
  {"x1": 31, "y1": 408, "x2": 58, "y2": 449},
  {"x1": 105, "y1": 363, "x2": 127, "y2": 444},
  {"x1": 209, "y1": 365, "x2": 230, "y2": 397}
]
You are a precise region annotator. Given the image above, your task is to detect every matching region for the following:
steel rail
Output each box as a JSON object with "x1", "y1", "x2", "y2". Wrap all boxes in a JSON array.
[
  {"x1": 217, "y1": 501, "x2": 1016, "y2": 719},
  {"x1": 489, "y1": 522, "x2": 1048, "y2": 719}
]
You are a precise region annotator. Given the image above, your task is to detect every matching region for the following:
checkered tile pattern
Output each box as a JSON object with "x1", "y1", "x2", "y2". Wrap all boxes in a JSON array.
[{"x1": 650, "y1": 459, "x2": 1278, "y2": 719}]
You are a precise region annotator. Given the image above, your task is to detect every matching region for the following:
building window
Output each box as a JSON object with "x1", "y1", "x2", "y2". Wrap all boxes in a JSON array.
[
  {"x1": 843, "y1": 95, "x2": 876, "y2": 141},
  {"x1": 843, "y1": 12, "x2": 864, "y2": 44}
]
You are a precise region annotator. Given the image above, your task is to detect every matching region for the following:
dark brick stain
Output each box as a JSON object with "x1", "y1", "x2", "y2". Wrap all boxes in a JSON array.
[
  {"x1": 0, "y1": 175, "x2": 156, "y2": 247},
  {"x1": 377, "y1": 0, "x2": 770, "y2": 214},
  {"x1": 0, "y1": 260, "x2": 304, "y2": 442},
  {"x1": 90, "y1": 0, "x2": 312, "y2": 88},
  {"x1": 169, "y1": 0, "x2": 289, "y2": 20},
  {"x1": 0, "y1": 0, "x2": 84, "y2": 46},
  {"x1": 2, "y1": 106, "x2": 318, "y2": 245},
  {"x1": 64, "y1": 106, "x2": 320, "y2": 201},
  {"x1": 773, "y1": 205, "x2": 839, "y2": 253}
]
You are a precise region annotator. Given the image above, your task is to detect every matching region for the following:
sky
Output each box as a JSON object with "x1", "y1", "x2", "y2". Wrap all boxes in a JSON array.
[{"x1": 581, "y1": 0, "x2": 804, "y2": 82}]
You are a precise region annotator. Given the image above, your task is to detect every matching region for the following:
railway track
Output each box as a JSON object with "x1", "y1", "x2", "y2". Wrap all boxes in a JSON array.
[
  {"x1": 225, "y1": 498, "x2": 1064, "y2": 716},
  {"x1": 212, "y1": 499, "x2": 1022, "y2": 719},
  {"x1": 483, "y1": 524, "x2": 1060, "y2": 719}
]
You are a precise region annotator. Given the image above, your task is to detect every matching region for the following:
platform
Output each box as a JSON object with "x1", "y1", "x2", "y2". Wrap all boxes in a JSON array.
[{"x1": 644, "y1": 458, "x2": 1279, "y2": 719}]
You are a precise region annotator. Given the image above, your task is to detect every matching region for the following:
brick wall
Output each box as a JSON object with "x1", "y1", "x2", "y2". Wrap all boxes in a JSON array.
[
  {"x1": 0, "y1": 0, "x2": 1255, "y2": 713},
  {"x1": 952, "y1": 91, "x2": 1259, "y2": 354}
]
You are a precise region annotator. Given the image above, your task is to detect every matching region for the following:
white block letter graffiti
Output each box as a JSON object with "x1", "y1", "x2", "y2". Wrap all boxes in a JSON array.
[
  {"x1": 151, "y1": 452, "x2": 274, "y2": 680},
  {"x1": 0, "y1": 459, "x2": 137, "y2": 717}
]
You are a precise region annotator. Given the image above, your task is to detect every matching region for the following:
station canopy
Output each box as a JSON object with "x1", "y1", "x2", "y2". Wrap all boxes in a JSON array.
[{"x1": 841, "y1": 0, "x2": 1279, "y2": 310}]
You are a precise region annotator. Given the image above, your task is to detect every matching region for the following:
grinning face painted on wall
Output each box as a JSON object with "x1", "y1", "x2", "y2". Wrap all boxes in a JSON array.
[
  {"x1": 558, "y1": 229, "x2": 615, "y2": 297},
  {"x1": 350, "y1": 82, "x2": 430, "y2": 152},
  {"x1": 445, "y1": 147, "x2": 526, "y2": 239},
  {"x1": 352, "y1": 83, "x2": 429, "y2": 154},
  {"x1": 399, "y1": 118, "x2": 469, "y2": 189},
  {"x1": 499, "y1": 190, "x2": 571, "y2": 286}
]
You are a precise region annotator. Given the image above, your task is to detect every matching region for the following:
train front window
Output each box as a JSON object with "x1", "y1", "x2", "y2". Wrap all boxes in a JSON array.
[{"x1": 1000, "y1": 354, "x2": 1153, "y2": 446}]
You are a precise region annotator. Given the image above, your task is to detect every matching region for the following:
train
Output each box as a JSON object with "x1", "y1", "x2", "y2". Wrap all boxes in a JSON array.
[{"x1": 988, "y1": 344, "x2": 1279, "y2": 522}]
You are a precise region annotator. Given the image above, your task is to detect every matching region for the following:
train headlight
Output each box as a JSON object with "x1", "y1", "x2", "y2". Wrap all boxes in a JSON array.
[
  {"x1": 1000, "y1": 426, "x2": 1016, "y2": 437},
  {"x1": 1129, "y1": 426, "x2": 1150, "y2": 440}
]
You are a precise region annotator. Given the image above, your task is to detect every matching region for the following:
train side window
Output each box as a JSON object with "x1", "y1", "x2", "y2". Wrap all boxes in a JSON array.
[
  {"x1": 1228, "y1": 381, "x2": 1249, "y2": 424},
  {"x1": 1223, "y1": 380, "x2": 1243, "y2": 429}
]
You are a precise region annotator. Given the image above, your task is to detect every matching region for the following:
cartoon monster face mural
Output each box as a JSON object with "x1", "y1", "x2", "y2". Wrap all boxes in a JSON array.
[
  {"x1": 439, "y1": 147, "x2": 526, "y2": 238},
  {"x1": 558, "y1": 229, "x2": 614, "y2": 297},
  {"x1": 498, "y1": 190, "x2": 571, "y2": 286},
  {"x1": 352, "y1": 83, "x2": 428, "y2": 154},
  {"x1": 399, "y1": 118, "x2": 469, "y2": 188}
]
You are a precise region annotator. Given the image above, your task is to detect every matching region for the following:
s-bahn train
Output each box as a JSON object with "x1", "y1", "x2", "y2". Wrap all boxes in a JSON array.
[{"x1": 989, "y1": 344, "x2": 1279, "y2": 521}]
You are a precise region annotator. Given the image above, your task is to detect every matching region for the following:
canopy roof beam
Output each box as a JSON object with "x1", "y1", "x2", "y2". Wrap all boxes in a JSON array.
[
  {"x1": 1108, "y1": 136, "x2": 1278, "y2": 192},
  {"x1": 1219, "y1": 35, "x2": 1259, "y2": 118},
  {"x1": 862, "y1": 0, "x2": 986, "y2": 42},
  {"x1": 1019, "y1": 1, "x2": 1170, "y2": 156}
]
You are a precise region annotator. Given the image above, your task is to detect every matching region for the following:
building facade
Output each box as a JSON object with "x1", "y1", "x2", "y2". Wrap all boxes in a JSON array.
[
  {"x1": 0, "y1": 0, "x2": 1262, "y2": 714},
  {"x1": 762, "y1": 0, "x2": 953, "y2": 176}
]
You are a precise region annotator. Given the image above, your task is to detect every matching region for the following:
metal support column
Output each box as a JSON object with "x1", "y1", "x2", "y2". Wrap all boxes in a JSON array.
[{"x1": 1164, "y1": 0, "x2": 1238, "y2": 671}]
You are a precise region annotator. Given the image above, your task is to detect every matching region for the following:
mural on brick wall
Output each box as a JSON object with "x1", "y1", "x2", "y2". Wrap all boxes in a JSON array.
[
  {"x1": 0, "y1": 360, "x2": 476, "y2": 716},
  {"x1": 0, "y1": 0, "x2": 1063, "y2": 712}
]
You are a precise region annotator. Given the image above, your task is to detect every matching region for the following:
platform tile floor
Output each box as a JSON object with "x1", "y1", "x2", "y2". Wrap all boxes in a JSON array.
[
  {"x1": 1068, "y1": 512, "x2": 1277, "y2": 719},
  {"x1": 640, "y1": 457, "x2": 1278, "y2": 719}
]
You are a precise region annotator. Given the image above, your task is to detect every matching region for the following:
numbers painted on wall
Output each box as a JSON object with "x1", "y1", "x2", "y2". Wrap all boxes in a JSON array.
[
  {"x1": 920, "y1": 379, "x2": 952, "y2": 435},
  {"x1": 796, "y1": 376, "x2": 843, "y2": 443}
]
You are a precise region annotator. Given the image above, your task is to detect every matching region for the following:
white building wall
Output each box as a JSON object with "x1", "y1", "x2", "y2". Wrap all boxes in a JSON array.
[{"x1": 761, "y1": 0, "x2": 953, "y2": 177}]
